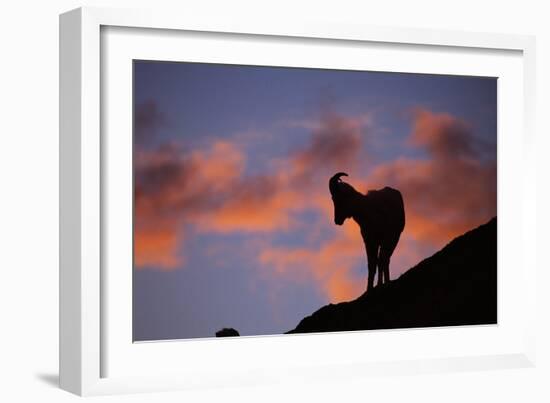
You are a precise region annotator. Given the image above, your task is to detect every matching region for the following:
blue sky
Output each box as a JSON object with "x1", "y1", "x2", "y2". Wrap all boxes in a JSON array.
[{"x1": 133, "y1": 60, "x2": 497, "y2": 340}]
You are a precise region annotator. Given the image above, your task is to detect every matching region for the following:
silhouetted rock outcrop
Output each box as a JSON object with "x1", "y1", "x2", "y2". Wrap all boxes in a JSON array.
[
  {"x1": 216, "y1": 328, "x2": 240, "y2": 337},
  {"x1": 287, "y1": 217, "x2": 497, "y2": 334}
]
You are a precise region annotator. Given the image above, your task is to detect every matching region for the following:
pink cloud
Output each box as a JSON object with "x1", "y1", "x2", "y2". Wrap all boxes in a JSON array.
[
  {"x1": 134, "y1": 140, "x2": 246, "y2": 269},
  {"x1": 258, "y1": 230, "x2": 365, "y2": 302},
  {"x1": 134, "y1": 106, "x2": 495, "y2": 305},
  {"x1": 368, "y1": 108, "x2": 496, "y2": 245},
  {"x1": 253, "y1": 108, "x2": 496, "y2": 301}
]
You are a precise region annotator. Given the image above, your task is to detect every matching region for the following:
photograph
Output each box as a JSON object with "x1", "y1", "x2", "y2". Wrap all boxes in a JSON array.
[{"x1": 132, "y1": 60, "x2": 497, "y2": 341}]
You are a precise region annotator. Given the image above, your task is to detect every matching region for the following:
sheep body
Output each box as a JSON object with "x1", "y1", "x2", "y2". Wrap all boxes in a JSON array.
[{"x1": 329, "y1": 173, "x2": 405, "y2": 292}]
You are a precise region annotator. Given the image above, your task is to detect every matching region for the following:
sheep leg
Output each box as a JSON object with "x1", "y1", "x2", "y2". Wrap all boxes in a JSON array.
[
  {"x1": 378, "y1": 254, "x2": 390, "y2": 285},
  {"x1": 365, "y1": 240, "x2": 379, "y2": 292},
  {"x1": 379, "y1": 235, "x2": 400, "y2": 284}
]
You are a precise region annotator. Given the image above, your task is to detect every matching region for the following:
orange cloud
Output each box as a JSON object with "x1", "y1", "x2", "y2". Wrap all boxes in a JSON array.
[
  {"x1": 255, "y1": 108, "x2": 496, "y2": 302},
  {"x1": 196, "y1": 183, "x2": 299, "y2": 233},
  {"x1": 191, "y1": 110, "x2": 369, "y2": 234},
  {"x1": 192, "y1": 140, "x2": 245, "y2": 185},
  {"x1": 410, "y1": 108, "x2": 485, "y2": 160},
  {"x1": 259, "y1": 227, "x2": 365, "y2": 302},
  {"x1": 134, "y1": 140, "x2": 246, "y2": 269},
  {"x1": 135, "y1": 117, "x2": 360, "y2": 268},
  {"x1": 134, "y1": 220, "x2": 182, "y2": 270},
  {"x1": 367, "y1": 108, "x2": 496, "y2": 247},
  {"x1": 134, "y1": 105, "x2": 495, "y2": 306}
]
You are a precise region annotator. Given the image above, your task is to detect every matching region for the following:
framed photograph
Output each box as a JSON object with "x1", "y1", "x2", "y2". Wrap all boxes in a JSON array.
[{"x1": 60, "y1": 7, "x2": 537, "y2": 396}]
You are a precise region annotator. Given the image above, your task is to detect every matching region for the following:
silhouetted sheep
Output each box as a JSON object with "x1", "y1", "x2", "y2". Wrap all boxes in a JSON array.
[{"x1": 329, "y1": 172, "x2": 405, "y2": 292}]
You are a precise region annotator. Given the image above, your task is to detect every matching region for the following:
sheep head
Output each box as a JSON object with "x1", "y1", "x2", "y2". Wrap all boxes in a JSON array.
[{"x1": 329, "y1": 172, "x2": 351, "y2": 226}]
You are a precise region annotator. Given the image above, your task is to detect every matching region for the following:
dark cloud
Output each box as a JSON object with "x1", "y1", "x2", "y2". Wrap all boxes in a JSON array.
[
  {"x1": 134, "y1": 109, "x2": 369, "y2": 268},
  {"x1": 368, "y1": 108, "x2": 496, "y2": 244},
  {"x1": 292, "y1": 111, "x2": 365, "y2": 184},
  {"x1": 135, "y1": 100, "x2": 168, "y2": 143},
  {"x1": 133, "y1": 105, "x2": 496, "y2": 302},
  {"x1": 134, "y1": 140, "x2": 245, "y2": 268},
  {"x1": 410, "y1": 108, "x2": 484, "y2": 160}
]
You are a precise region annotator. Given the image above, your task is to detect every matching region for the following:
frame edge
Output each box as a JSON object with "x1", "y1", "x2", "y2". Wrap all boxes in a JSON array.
[
  {"x1": 59, "y1": 7, "x2": 83, "y2": 396},
  {"x1": 60, "y1": 5, "x2": 538, "y2": 395}
]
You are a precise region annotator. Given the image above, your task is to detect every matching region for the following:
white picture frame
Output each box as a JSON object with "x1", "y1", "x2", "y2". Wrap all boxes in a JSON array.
[{"x1": 59, "y1": 6, "x2": 537, "y2": 396}]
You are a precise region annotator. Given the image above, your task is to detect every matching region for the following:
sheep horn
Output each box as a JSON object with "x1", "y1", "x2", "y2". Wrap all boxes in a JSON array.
[{"x1": 329, "y1": 172, "x2": 349, "y2": 195}]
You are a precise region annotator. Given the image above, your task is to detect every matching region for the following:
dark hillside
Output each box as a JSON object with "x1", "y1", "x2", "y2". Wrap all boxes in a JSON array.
[{"x1": 287, "y1": 218, "x2": 497, "y2": 334}]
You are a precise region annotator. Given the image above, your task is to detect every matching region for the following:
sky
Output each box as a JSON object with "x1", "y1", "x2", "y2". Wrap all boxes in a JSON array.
[{"x1": 132, "y1": 60, "x2": 497, "y2": 341}]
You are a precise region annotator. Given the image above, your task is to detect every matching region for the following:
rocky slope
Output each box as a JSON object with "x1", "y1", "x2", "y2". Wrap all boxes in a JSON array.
[{"x1": 287, "y1": 217, "x2": 497, "y2": 334}]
